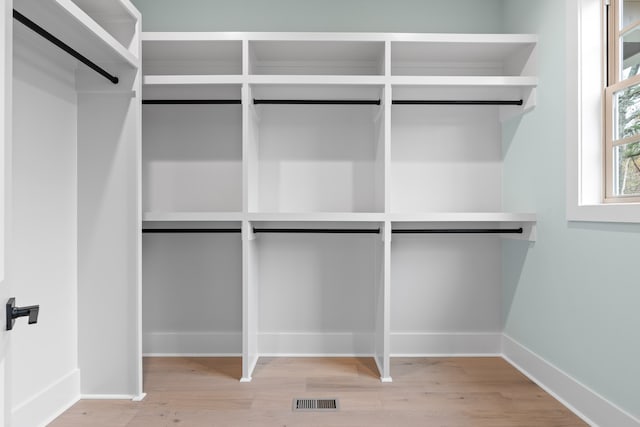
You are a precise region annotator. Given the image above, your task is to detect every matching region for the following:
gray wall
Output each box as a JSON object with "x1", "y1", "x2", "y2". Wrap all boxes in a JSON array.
[
  {"x1": 131, "y1": 0, "x2": 505, "y2": 33},
  {"x1": 502, "y1": 0, "x2": 640, "y2": 418}
]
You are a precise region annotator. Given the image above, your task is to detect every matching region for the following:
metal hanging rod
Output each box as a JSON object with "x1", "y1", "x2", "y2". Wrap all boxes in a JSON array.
[
  {"x1": 141, "y1": 99, "x2": 523, "y2": 106},
  {"x1": 13, "y1": 10, "x2": 119, "y2": 84},
  {"x1": 253, "y1": 228, "x2": 381, "y2": 234},
  {"x1": 253, "y1": 99, "x2": 381, "y2": 105},
  {"x1": 392, "y1": 100, "x2": 523, "y2": 106},
  {"x1": 142, "y1": 99, "x2": 242, "y2": 105},
  {"x1": 392, "y1": 228, "x2": 523, "y2": 234},
  {"x1": 142, "y1": 228, "x2": 242, "y2": 234}
]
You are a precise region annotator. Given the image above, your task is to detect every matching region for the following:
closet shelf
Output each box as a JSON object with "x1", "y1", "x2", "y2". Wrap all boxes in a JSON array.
[
  {"x1": 143, "y1": 75, "x2": 244, "y2": 85},
  {"x1": 387, "y1": 32, "x2": 537, "y2": 44},
  {"x1": 142, "y1": 212, "x2": 534, "y2": 224},
  {"x1": 390, "y1": 76, "x2": 537, "y2": 87},
  {"x1": 389, "y1": 212, "x2": 536, "y2": 222},
  {"x1": 249, "y1": 75, "x2": 386, "y2": 85},
  {"x1": 143, "y1": 212, "x2": 243, "y2": 222},
  {"x1": 248, "y1": 213, "x2": 386, "y2": 222},
  {"x1": 15, "y1": 0, "x2": 138, "y2": 68}
]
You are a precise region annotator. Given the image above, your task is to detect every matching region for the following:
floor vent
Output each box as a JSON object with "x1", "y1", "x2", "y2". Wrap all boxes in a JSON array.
[{"x1": 293, "y1": 398, "x2": 339, "y2": 412}]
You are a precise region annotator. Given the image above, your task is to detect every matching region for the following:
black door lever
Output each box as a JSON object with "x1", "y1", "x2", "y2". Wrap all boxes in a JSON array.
[{"x1": 6, "y1": 297, "x2": 39, "y2": 331}]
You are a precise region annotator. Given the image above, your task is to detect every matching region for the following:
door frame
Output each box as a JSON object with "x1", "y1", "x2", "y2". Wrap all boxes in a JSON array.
[{"x1": 0, "y1": 0, "x2": 13, "y2": 425}]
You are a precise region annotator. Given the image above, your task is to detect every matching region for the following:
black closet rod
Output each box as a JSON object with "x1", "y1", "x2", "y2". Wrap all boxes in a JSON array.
[
  {"x1": 13, "y1": 10, "x2": 119, "y2": 85},
  {"x1": 252, "y1": 99, "x2": 520, "y2": 106},
  {"x1": 142, "y1": 228, "x2": 242, "y2": 234},
  {"x1": 393, "y1": 228, "x2": 523, "y2": 234},
  {"x1": 142, "y1": 99, "x2": 241, "y2": 105},
  {"x1": 253, "y1": 99, "x2": 381, "y2": 105},
  {"x1": 253, "y1": 228, "x2": 381, "y2": 234},
  {"x1": 393, "y1": 100, "x2": 523, "y2": 106}
]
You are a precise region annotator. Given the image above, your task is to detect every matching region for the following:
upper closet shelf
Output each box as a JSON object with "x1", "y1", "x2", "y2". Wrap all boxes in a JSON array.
[
  {"x1": 390, "y1": 76, "x2": 537, "y2": 87},
  {"x1": 248, "y1": 213, "x2": 386, "y2": 223},
  {"x1": 14, "y1": 0, "x2": 139, "y2": 69},
  {"x1": 143, "y1": 212, "x2": 243, "y2": 222},
  {"x1": 390, "y1": 212, "x2": 536, "y2": 222},
  {"x1": 143, "y1": 75, "x2": 244, "y2": 85},
  {"x1": 142, "y1": 212, "x2": 387, "y2": 224},
  {"x1": 248, "y1": 75, "x2": 386, "y2": 85}
]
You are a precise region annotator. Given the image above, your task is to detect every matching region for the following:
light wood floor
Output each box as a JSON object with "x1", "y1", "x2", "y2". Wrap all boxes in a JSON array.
[{"x1": 50, "y1": 357, "x2": 587, "y2": 426}]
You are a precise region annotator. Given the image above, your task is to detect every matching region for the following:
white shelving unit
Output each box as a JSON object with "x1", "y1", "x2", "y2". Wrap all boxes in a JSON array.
[
  {"x1": 6, "y1": 0, "x2": 142, "y2": 407},
  {"x1": 141, "y1": 32, "x2": 538, "y2": 384}
]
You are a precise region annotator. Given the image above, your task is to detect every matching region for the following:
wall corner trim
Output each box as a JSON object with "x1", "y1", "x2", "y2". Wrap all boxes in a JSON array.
[{"x1": 502, "y1": 335, "x2": 639, "y2": 427}]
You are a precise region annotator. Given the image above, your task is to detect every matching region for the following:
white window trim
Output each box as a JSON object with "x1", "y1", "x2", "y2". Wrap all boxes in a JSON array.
[{"x1": 566, "y1": 0, "x2": 640, "y2": 222}]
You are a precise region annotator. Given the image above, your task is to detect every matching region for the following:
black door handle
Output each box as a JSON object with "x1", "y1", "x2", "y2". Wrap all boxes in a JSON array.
[{"x1": 6, "y1": 298, "x2": 39, "y2": 331}]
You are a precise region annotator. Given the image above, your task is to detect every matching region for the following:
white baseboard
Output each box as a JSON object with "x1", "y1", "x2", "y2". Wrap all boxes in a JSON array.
[
  {"x1": 144, "y1": 353, "x2": 242, "y2": 357},
  {"x1": 144, "y1": 331, "x2": 501, "y2": 358},
  {"x1": 80, "y1": 394, "x2": 140, "y2": 400},
  {"x1": 240, "y1": 353, "x2": 259, "y2": 383},
  {"x1": 258, "y1": 332, "x2": 375, "y2": 355},
  {"x1": 12, "y1": 369, "x2": 80, "y2": 427},
  {"x1": 373, "y1": 355, "x2": 392, "y2": 382},
  {"x1": 502, "y1": 334, "x2": 640, "y2": 427},
  {"x1": 143, "y1": 331, "x2": 241, "y2": 355},
  {"x1": 391, "y1": 332, "x2": 502, "y2": 356}
]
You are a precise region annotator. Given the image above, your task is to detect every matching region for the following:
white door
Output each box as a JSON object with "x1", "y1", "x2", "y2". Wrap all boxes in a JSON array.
[{"x1": 0, "y1": 0, "x2": 11, "y2": 426}]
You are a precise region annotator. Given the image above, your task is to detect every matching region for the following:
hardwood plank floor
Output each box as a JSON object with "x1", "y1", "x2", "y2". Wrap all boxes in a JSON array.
[{"x1": 49, "y1": 357, "x2": 587, "y2": 426}]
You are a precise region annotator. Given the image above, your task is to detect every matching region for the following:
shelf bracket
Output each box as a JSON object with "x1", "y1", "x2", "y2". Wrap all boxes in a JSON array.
[
  {"x1": 500, "y1": 87, "x2": 536, "y2": 122},
  {"x1": 243, "y1": 221, "x2": 256, "y2": 241}
]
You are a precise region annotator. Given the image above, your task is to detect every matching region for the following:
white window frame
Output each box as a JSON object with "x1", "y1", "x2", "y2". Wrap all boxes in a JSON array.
[{"x1": 566, "y1": 0, "x2": 640, "y2": 222}]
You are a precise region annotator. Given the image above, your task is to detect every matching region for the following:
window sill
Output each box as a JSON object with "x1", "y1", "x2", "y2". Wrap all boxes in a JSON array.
[{"x1": 567, "y1": 203, "x2": 640, "y2": 223}]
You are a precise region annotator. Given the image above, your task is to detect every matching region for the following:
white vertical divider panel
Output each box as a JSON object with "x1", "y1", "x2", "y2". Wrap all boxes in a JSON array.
[
  {"x1": 381, "y1": 48, "x2": 393, "y2": 379},
  {"x1": 242, "y1": 40, "x2": 249, "y2": 213},
  {"x1": 373, "y1": 222, "x2": 384, "y2": 375},
  {"x1": 373, "y1": 87, "x2": 386, "y2": 212},
  {"x1": 132, "y1": 9, "x2": 144, "y2": 400},
  {"x1": 241, "y1": 39, "x2": 259, "y2": 381},
  {"x1": 246, "y1": 90, "x2": 260, "y2": 213},
  {"x1": 381, "y1": 221, "x2": 392, "y2": 381},
  {"x1": 243, "y1": 39, "x2": 259, "y2": 213},
  {"x1": 77, "y1": 65, "x2": 141, "y2": 397},
  {"x1": 373, "y1": 82, "x2": 387, "y2": 378},
  {"x1": 384, "y1": 43, "x2": 392, "y2": 214},
  {"x1": 374, "y1": 221, "x2": 392, "y2": 382},
  {"x1": 241, "y1": 221, "x2": 258, "y2": 382}
]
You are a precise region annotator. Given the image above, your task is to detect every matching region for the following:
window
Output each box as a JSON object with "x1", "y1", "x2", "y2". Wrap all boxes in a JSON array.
[
  {"x1": 604, "y1": 0, "x2": 640, "y2": 201},
  {"x1": 566, "y1": 0, "x2": 640, "y2": 222}
]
